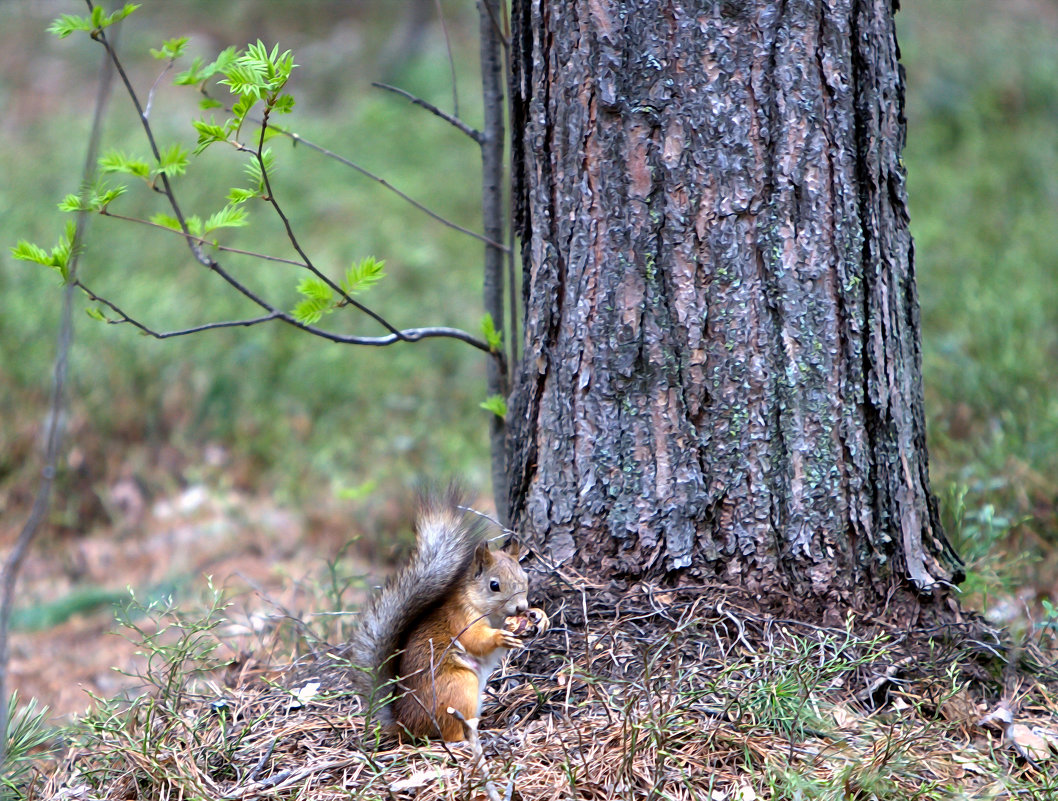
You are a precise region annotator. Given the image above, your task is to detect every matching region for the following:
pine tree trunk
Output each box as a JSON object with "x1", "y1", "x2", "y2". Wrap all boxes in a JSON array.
[{"x1": 506, "y1": 0, "x2": 963, "y2": 611}]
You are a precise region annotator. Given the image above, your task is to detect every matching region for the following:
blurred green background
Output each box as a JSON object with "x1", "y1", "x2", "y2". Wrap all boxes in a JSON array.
[{"x1": 1, "y1": 0, "x2": 1056, "y2": 616}]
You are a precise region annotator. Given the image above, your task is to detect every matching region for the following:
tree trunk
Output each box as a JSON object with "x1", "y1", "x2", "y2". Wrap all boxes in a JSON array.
[{"x1": 506, "y1": 0, "x2": 963, "y2": 611}]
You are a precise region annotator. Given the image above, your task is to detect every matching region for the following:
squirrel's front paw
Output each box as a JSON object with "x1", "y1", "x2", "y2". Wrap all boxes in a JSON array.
[
  {"x1": 526, "y1": 607, "x2": 550, "y2": 635},
  {"x1": 497, "y1": 630, "x2": 523, "y2": 650},
  {"x1": 505, "y1": 608, "x2": 549, "y2": 639}
]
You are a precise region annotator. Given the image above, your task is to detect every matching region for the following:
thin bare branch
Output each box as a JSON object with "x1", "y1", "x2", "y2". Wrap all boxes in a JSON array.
[
  {"x1": 478, "y1": 0, "x2": 510, "y2": 49},
  {"x1": 194, "y1": 84, "x2": 506, "y2": 251},
  {"x1": 75, "y1": 280, "x2": 500, "y2": 354},
  {"x1": 247, "y1": 115, "x2": 410, "y2": 341},
  {"x1": 92, "y1": 31, "x2": 211, "y2": 269},
  {"x1": 77, "y1": 284, "x2": 281, "y2": 336},
  {"x1": 280, "y1": 130, "x2": 508, "y2": 251},
  {"x1": 371, "y1": 82, "x2": 484, "y2": 144},
  {"x1": 0, "y1": 12, "x2": 114, "y2": 768},
  {"x1": 434, "y1": 0, "x2": 460, "y2": 117},
  {"x1": 143, "y1": 58, "x2": 175, "y2": 120},
  {"x1": 99, "y1": 210, "x2": 308, "y2": 267}
]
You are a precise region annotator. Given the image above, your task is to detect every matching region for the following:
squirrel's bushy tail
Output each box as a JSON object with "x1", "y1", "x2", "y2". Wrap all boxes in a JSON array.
[{"x1": 348, "y1": 487, "x2": 484, "y2": 726}]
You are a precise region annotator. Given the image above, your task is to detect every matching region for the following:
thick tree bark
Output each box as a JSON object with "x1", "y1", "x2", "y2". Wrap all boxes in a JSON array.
[{"x1": 507, "y1": 0, "x2": 963, "y2": 609}]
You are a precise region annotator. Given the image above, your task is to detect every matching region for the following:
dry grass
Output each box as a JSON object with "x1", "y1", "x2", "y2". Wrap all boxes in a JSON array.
[{"x1": 24, "y1": 576, "x2": 1058, "y2": 801}]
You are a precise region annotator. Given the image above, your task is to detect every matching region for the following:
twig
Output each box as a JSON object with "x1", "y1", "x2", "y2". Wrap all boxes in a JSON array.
[
  {"x1": 478, "y1": 0, "x2": 510, "y2": 49},
  {"x1": 371, "y1": 82, "x2": 484, "y2": 144},
  {"x1": 75, "y1": 279, "x2": 498, "y2": 351},
  {"x1": 0, "y1": 14, "x2": 115, "y2": 767},
  {"x1": 86, "y1": 25, "x2": 503, "y2": 359},
  {"x1": 447, "y1": 707, "x2": 507, "y2": 801},
  {"x1": 246, "y1": 115, "x2": 409, "y2": 340},
  {"x1": 434, "y1": 0, "x2": 460, "y2": 117},
  {"x1": 221, "y1": 756, "x2": 362, "y2": 799},
  {"x1": 280, "y1": 130, "x2": 507, "y2": 251},
  {"x1": 143, "y1": 57, "x2": 176, "y2": 120},
  {"x1": 99, "y1": 210, "x2": 309, "y2": 267},
  {"x1": 193, "y1": 84, "x2": 507, "y2": 249}
]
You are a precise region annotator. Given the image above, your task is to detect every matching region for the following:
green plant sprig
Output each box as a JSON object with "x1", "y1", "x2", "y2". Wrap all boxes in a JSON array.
[{"x1": 12, "y1": 7, "x2": 502, "y2": 363}]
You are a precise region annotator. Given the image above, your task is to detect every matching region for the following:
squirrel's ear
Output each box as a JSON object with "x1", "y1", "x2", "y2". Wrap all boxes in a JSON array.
[
  {"x1": 501, "y1": 538, "x2": 522, "y2": 559},
  {"x1": 472, "y1": 541, "x2": 493, "y2": 576}
]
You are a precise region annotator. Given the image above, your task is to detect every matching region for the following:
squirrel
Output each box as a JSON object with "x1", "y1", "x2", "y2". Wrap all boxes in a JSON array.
[{"x1": 349, "y1": 490, "x2": 547, "y2": 741}]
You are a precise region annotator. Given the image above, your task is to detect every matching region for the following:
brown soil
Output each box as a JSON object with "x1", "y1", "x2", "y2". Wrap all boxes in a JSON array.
[{"x1": 5, "y1": 484, "x2": 372, "y2": 723}]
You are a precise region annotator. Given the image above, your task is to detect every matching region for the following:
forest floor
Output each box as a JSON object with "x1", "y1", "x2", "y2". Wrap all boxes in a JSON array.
[
  {"x1": 5, "y1": 482, "x2": 372, "y2": 722},
  {"x1": 2, "y1": 452, "x2": 1057, "y2": 800},
  {"x1": 11, "y1": 535, "x2": 1058, "y2": 801}
]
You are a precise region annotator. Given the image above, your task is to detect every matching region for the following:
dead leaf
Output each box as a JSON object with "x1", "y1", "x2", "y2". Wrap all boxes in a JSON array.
[
  {"x1": 1007, "y1": 722, "x2": 1053, "y2": 762},
  {"x1": 390, "y1": 768, "x2": 451, "y2": 793}
]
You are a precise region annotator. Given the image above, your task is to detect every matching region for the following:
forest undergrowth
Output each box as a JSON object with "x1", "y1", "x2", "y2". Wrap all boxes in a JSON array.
[{"x1": 13, "y1": 572, "x2": 1058, "y2": 801}]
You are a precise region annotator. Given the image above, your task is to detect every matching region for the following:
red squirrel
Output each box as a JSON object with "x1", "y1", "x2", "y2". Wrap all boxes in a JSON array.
[{"x1": 350, "y1": 490, "x2": 547, "y2": 741}]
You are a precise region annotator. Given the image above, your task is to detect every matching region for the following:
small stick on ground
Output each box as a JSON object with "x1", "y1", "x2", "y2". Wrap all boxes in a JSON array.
[{"x1": 447, "y1": 707, "x2": 511, "y2": 801}]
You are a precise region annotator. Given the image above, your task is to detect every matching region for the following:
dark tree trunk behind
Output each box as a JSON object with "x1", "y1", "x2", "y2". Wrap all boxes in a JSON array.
[{"x1": 507, "y1": 0, "x2": 963, "y2": 611}]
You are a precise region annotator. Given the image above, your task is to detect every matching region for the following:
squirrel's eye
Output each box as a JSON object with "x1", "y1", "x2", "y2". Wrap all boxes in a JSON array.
[{"x1": 489, "y1": 579, "x2": 501, "y2": 592}]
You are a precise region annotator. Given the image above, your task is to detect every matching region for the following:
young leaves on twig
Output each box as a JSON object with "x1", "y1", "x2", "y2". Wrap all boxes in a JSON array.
[
  {"x1": 185, "y1": 41, "x2": 296, "y2": 153},
  {"x1": 292, "y1": 257, "x2": 387, "y2": 325},
  {"x1": 47, "y1": 3, "x2": 140, "y2": 39},
  {"x1": 10, "y1": 222, "x2": 79, "y2": 283},
  {"x1": 480, "y1": 313, "x2": 503, "y2": 352},
  {"x1": 480, "y1": 395, "x2": 508, "y2": 420},
  {"x1": 150, "y1": 37, "x2": 189, "y2": 62}
]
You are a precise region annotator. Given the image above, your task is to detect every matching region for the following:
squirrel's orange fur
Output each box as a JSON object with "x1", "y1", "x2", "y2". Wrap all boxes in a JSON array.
[{"x1": 349, "y1": 491, "x2": 544, "y2": 741}]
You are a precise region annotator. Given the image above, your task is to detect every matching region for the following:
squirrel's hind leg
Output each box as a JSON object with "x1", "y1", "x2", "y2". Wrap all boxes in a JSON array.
[{"x1": 393, "y1": 666, "x2": 480, "y2": 742}]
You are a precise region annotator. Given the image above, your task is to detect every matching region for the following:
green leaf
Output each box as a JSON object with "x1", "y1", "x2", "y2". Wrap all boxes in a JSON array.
[
  {"x1": 186, "y1": 216, "x2": 204, "y2": 238},
  {"x1": 59, "y1": 181, "x2": 126, "y2": 213},
  {"x1": 341, "y1": 257, "x2": 385, "y2": 296},
  {"x1": 47, "y1": 14, "x2": 94, "y2": 39},
  {"x1": 480, "y1": 395, "x2": 508, "y2": 420},
  {"x1": 292, "y1": 277, "x2": 336, "y2": 324},
  {"x1": 174, "y1": 56, "x2": 207, "y2": 86},
  {"x1": 480, "y1": 313, "x2": 503, "y2": 352},
  {"x1": 156, "y1": 144, "x2": 190, "y2": 178},
  {"x1": 57, "y1": 194, "x2": 87, "y2": 213},
  {"x1": 243, "y1": 148, "x2": 276, "y2": 191},
  {"x1": 69, "y1": 3, "x2": 139, "y2": 35},
  {"x1": 272, "y1": 93, "x2": 295, "y2": 114},
  {"x1": 150, "y1": 36, "x2": 189, "y2": 61},
  {"x1": 92, "y1": 183, "x2": 127, "y2": 210},
  {"x1": 99, "y1": 150, "x2": 151, "y2": 178},
  {"x1": 221, "y1": 63, "x2": 267, "y2": 100},
  {"x1": 198, "y1": 97, "x2": 224, "y2": 110},
  {"x1": 292, "y1": 296, "x2": 331, "y2": 326},
  {"x1": 204, "y1": 205, "x2": 248, "y2": 233},
  {"x1": 51, "y1": 221, "x2": 78, "y2": 282},
  {"x1": 178, "y1": 46, "x2": 240, "y2": 87},
  {"x1": 336, "y1": 479, "x2": 378, "y2": 501},
  {"x1": 150, "y1": 213, "x2": 183, "y2": 231},
  {"x1": 211, "y1": 46, "x2": 241, "y2": 74},
  {"x1": 11, "y1": 223, "x2": 78, "y2": 282},
  {"x1": 191, "y1": 118, "x2": 229, "y2": 154},
  {"x1": 10, "y1": 241, "x2": 51, "y2": 266},
  {"x1": 226, "y1": 187, "x2": 257, "y2": 205},
  {"x1": 231, "y1": 92, "x2": 258, "y2": 124},
  {"x1": 101, "y1": 3, "x2": 140, "y2": 29},
  {"x1": 85, "y1": 307, "x2": 108, "y2": 323},
  {"x1": 296, "y1": 277, "x2": 333, "y2": 302}
]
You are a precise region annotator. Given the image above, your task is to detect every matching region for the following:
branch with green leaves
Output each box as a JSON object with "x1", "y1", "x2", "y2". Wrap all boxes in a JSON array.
[{"x1": 14, "y1": 1, "x2": 506, "y2": 371}]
